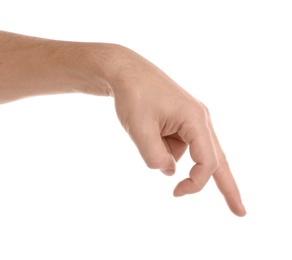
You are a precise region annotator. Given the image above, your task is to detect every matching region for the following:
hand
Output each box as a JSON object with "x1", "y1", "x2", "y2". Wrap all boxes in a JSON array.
[
  {"x1": 0, "y1": 30, "x2": 246, "y2": 216},
  {"x1": 108, "y1": 45, "x2": 246, "y2": 217}
]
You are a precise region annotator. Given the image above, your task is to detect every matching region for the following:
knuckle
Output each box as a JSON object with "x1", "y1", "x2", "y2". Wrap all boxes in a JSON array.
[
  {"x1": 209, "y1": 158, "x2": 220, "y2": 172},
  {"x1": 197, "y1": 101, "x2": 211, "y2": 119},
  {"x1": 193, "y1": 182, "x2": 204, "y2": 193},
  {"x1": 196, "y1": 103, "x2": 207, "y2": 118},
  {"x1": 182, "y1": 178, "x2": 203, "y2": 194},
  {"x1": 189, "y1": 178, "x2": 205, "y2": 193},
  {"x1": 202, "y1": 157, "x2": 219, "y2": 174}
]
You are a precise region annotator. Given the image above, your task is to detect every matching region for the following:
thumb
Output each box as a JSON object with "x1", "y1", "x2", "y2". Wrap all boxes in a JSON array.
[{"x1": 129, "y1": 124, "x2": 176, "y2": 176}]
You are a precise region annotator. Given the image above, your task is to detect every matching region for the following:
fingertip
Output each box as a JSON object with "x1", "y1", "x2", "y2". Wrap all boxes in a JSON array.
[
  {"x1": 160, "y1": 155, "x2": 176, "y2": 176},
  {"x1": 173, "y1": 180, "x2": 185, "y2": 197},
  {"x1": 173, "y1": 188, "x2": 185, "y2": 197},
  {"x1": 225, "y1": 195, "x2": 247, "y2": 217},
  {"x1": 234, "y1": 203, "x2": 247, "y2": 217},
  {"x1": 173, "y1": 178, "x2": 195, "y2": 197},
  {"x1": 161, "y1": 168, "x2": 175, "y2": 176}
]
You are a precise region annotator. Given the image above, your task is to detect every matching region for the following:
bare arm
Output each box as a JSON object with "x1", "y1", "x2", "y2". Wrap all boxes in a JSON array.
[
  {"x1": 0, "y1": 30, "x2": 246, "y2": 216},
  {"x1": 0, "y1": 30, "x2": 114, "y2": 103}
]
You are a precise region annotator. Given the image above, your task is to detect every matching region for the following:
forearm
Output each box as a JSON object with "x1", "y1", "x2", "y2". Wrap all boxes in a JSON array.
[{"x1": 0, "y1": 31, "x2": 116, "y2": 104}]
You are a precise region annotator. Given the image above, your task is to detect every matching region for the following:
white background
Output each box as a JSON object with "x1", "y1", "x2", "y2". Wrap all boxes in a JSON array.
[{"x1": 0, "y1": 0, "x2": 292, "y2": 259}]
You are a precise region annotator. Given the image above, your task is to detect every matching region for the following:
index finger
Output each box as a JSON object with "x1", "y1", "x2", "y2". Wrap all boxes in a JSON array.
[
  {"x1": 213, "y1": 160, "x2": 246, "y2": 216},
  {"x1": 207, "y1": 118, "x2": 247, "y2": 217}
]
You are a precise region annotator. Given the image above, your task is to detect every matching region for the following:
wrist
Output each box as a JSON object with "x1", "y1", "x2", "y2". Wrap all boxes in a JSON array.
[
  {"x1": 89, "y1": 43, "x2": 153, "y2": 98},
  {"x1": 81, "y1": 43, "x2": 131, "y2": 97},
  {"x1": 66, "y1": 42, "x2": 150, "y2": 98}
]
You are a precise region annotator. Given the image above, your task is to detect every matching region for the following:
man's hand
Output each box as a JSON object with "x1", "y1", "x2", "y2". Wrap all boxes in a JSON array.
[
  {"x1": 107, "y1": 45, "x2": 246, "y2": 217},
  {"x1": 0, "y1": 31, "x2": 246, "y2": 216}
]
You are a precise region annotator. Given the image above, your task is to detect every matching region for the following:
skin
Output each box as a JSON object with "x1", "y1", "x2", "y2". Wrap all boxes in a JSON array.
[{"x1": 0, "y1": 30, "x2": 246, "y2": 217}]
